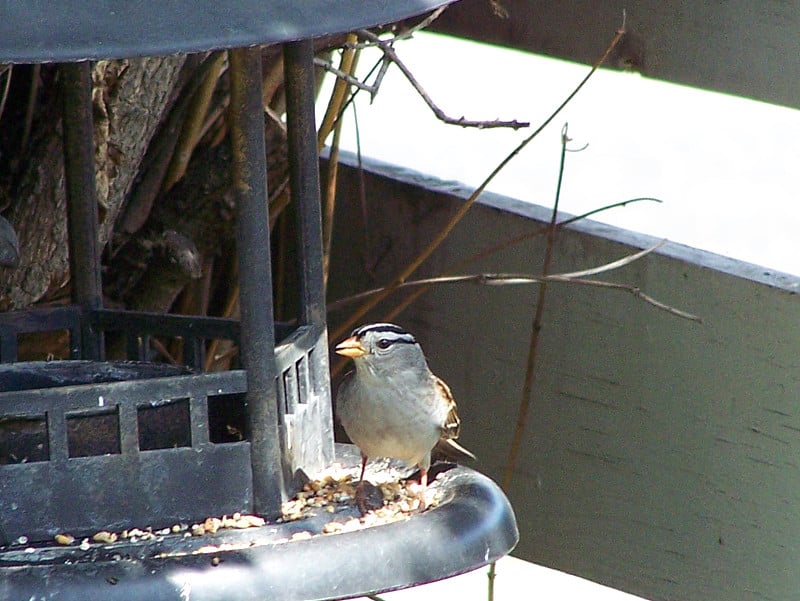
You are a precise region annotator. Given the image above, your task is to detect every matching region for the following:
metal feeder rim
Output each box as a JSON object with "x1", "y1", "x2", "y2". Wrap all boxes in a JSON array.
[
  {"x1": 0, "y1": 444, "x2": 518, "y2": 601},
  {"x1": 0, "y1": 0, "x2": 457, "y2": 63}
]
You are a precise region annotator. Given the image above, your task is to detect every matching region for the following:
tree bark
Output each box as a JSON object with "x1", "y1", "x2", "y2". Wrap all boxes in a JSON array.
[{"x1": 0, "y1": 56, "x2": 185, "y2": 310}]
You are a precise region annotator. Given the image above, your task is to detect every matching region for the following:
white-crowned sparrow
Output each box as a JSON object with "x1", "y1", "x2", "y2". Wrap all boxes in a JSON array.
[{"x1": 335, "y1": 323, "x2": 474, "y2": 510}]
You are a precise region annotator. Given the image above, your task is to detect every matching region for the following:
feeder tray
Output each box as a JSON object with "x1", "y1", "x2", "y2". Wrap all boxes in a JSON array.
[{"x1": 0, "y1": 444, "x2": 517, "y2": 601}]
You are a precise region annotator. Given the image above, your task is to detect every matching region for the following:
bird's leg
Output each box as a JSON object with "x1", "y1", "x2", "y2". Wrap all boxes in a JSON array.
[
  {"x1": 359, "y1": 453, "x2": 368, "y2": 481},
  {"x1": 406, "y1": 467, "x2": 429, "y2": 510},
  {"x1": 355, "y1": 453, "x2": 371, "y2": 515},
  {"x1": 418, "y1": 468, "x2": 429, "y2": 510}
]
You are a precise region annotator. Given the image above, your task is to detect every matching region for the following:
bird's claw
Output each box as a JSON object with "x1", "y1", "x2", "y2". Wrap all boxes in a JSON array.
[{"x1": 355, "y1": 480, "x2": 383, "y2": 515}]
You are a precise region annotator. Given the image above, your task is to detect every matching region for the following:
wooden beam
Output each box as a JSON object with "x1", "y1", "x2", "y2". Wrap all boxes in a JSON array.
[{"x1": 432, "y1": 0, "x2": 800, "y2": 110}]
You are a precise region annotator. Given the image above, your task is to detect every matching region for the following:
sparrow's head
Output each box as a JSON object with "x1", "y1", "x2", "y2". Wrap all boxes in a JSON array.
[{"x1": 335, "y1": 323, "x2": 428, "y2": 374}]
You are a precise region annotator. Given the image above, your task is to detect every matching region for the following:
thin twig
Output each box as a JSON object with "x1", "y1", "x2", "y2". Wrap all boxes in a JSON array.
[
  {"x1": 331, "y1": 54, "x2": 386, "y2": 118},
  {"x1": 327, "y1": 272, "x2": 702, "y2": 323},
  {"x1": 379, "y1": 197, "x2": 662, "y2": 323},
  {"x1": 20, "y1": 64, "x2": 39, "y2": 155},
  {"x1": 267, "y1": 177, "x2": 291, "y2": 225},
  {"x1": 262, "y1": 53, "x2": 285, "y2": 108},
  {"x1": 264, "y1": 105, "x2": 288, "y2": 134},
  {"x1": 357, "y1": 29, "x2": 529, "y2": 130},
  {"x1": 457, "y1": 197, "x2": 663, "y2": 271},
  {"x1": 368, "y1": 54, "x2": 393, "y2": 102},
  {"x1": 318, "y1": 37, "x2": 361, "y2": 287},
  {"x1": 330, "y1": 25, "x2": 627, "y2": 345},
  {"x1": 394, "y1": 5, "x2": 449, "y2": 41},
  {"x1": 344, "y1": 6, "x2": 449, "y2": 50},
  {"x1": 548, "y1": 275, "x2": 702, "y2": 321},
  {"x1": 149, "y1": 336, "x2": 179, "y2": 365},
  {"x1": 487, "y1": 561, "x2": 498, "y2": 601},
  {"x1": 313, "y1": 57, "x2": 376, "y2": 96},
  {"x1": 323, "y1": 104, "x2": 344, "y2": 287},
  {"x1": 318, "y1": 35, "x2": 360, "y2": 150},
  {"x1": 0, "y1": 65, "x2": 12, "y2": 124},
  {"x1": 163, "y1": 51, "x2": 225, "y2": 191},
  {"x1": 556, "y1": 240, "x2": 665, "y2": 278},
  {"x1": 503, "y1": 123, "x2": 569, "y2": 491}
]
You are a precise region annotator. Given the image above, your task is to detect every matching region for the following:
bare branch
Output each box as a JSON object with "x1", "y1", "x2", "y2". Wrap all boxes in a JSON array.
[
  {"x1": 369, "y1": 55, "x2": 392, "y2": 102},
  {"x1": 330, "y1": 25, "x2": 628, "y2": 343},
  {"x1": 393, "y1": 6, "x2": 449, "y2": 41},
  {"x1": 346, "y1": 6, "x2": 449, "y2": 49},
  {"x1": 313, "y1": 57, "x2": 377, "y2": 96},
  {"x1": 556, "y1": 240, "x2": 665, "y2": 278},
  {"x1": 0, "y1": 65, "x2": 12, "y2": 124},
  {"x1": 547, "y1": 275, "x2": 702, "y2": 322},
  {"x1": 356, "y1": 29, "x2": 530, "y2": 130},
  {"x1": 329, "y1": 271, "x2": 701, "y2": 322}
]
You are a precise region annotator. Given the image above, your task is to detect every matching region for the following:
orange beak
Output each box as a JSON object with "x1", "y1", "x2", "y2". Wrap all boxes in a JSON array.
[{"x1": 335, "y1": 336, "x2": 368, "y2": 358}]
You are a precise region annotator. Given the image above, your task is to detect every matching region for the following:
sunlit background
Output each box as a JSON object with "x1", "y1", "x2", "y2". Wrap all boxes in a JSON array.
[{"x1": 318, "y1": 32, "x2": 800, "y2": 278}]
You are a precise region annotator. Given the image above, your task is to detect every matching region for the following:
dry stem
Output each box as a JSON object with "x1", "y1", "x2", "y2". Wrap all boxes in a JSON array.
[
  {"x1": 356, "y1": 29, "x2": 529, "y2": 130},
  {"x1": 163, "y1": 52, "x2": 225, "y2": 191},
  {"x1": 0, "y1": 65, "x2": 11, "y2": 124},
  {"x1": 328, "y1": 270, "x2": 701, "y2": 323},
  {"x1": 330, "y1": 24, "x2": 627, "y2": 345}
]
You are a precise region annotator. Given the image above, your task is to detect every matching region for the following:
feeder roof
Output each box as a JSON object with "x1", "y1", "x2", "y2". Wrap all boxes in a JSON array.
[{"x1": 0, "y1": 0, "x2": 455, "y2": 63}]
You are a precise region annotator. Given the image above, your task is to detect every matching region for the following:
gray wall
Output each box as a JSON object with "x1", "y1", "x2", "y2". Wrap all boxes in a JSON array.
[
  {"x1": 326, "y1": 153, "x2": 800, "y2": 601},
  {"x1": 432, "y1": 0, "x2": 800, "y2": 111}
]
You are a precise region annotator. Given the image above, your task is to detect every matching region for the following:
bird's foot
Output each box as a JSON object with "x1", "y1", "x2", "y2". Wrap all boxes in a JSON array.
[
  {"x1": 355, "y1": 480, "x2": 384, "y2": 515},
  {"x1": 405, "y1": 481, "x2": 429, "y2": 511}
]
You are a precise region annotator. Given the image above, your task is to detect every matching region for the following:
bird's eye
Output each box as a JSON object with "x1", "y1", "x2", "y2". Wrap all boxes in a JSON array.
[{"x1": 376, "y1": 338, "x2": 392, "y2": 350}]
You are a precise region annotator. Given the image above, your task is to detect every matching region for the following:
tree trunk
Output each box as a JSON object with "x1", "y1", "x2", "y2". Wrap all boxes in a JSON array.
[{"x1": 0, "y1": 56, "x2": 185, "y2": 311}]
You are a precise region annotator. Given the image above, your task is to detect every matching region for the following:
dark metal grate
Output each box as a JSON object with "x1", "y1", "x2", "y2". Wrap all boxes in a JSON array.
[
  {"x1": 0, "y1": 368, "x2": 251, "y2": 543},
  {"x1": 0, "y1": 310, "x2": 331, "y2": 544}
]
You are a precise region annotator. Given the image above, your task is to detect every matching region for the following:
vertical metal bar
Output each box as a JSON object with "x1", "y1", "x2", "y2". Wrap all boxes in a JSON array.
[
  {"x1": 0, "y1": 334, "x2": 17, "y2": 362},
  {"x1": 283, "y1": 40, "x2": 325, "y2": 327},
  {"x1": 229, "y1": 46, "x2": 286, "y2": 514},
  {"x1": 189, "y1": 396, "x2": 211, "y2": 445},
  {"x1": 181, "y1": 329, "x2": 200, "y2": 369},
  {"x1": 126, "y1": 332, "x2": 142, "y2": 361},
  {"x1": 118, "y1": 403, "x2": 139, "y2": 455},
  {"x1": 47, "y1": 406, "x2": 68, "y2": 462},
  {"x1": 61, "y1": 62, "x2": 102, "y2": 360},
  {"x1": 283, "y1": 40, "x2": 335, "y2": 470}
]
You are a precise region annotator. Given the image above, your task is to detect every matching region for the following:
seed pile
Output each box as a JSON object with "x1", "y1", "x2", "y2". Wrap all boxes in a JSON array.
[
  {"x1": 277, "y1": 463, "x2": 439, "y2": 539},
  {"x1": 51, "y1": 512, "x2": 266, "y2": 548},
  {"x1": 44, "y1": 464, "x2": 436, "y2": 550}
]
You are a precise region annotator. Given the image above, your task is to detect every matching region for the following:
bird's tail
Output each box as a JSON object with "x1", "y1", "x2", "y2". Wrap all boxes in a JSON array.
[{"x1": 433, "y1": 437, "x2": 476, "y2": 462}]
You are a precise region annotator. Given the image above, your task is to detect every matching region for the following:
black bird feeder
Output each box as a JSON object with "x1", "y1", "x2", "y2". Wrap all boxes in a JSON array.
[{"x1": 0, "y1": 2, "x2": 518, "y2": 599}]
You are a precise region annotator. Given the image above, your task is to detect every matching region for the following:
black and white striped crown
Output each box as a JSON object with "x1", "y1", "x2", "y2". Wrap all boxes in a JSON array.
[{"x1": 351, "y1": 323, "x2": 416, "y2": 344}]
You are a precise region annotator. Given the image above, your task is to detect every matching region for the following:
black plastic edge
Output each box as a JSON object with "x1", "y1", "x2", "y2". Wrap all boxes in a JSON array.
[
  {"x1": 0, "y1": 444, "x2": 518, "y2": 601},
  {"x1": 0, "y1": 0, "x2": 457, "y2": 63}
]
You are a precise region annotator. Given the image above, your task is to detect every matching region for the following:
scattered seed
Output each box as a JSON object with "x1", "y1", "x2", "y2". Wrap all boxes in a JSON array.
[
  {"x1": 54, "y1": 533, "x2": 74, "y2": 546},
  {"x1": 93, "y1": 531, "x2": 118, "y2": 544},
  {"x1": 203, "y1": 517, "x2": 221, "y2": 534},
  {"x1": 322, "y1": 522, "x2": 343, "y2": 534}
]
